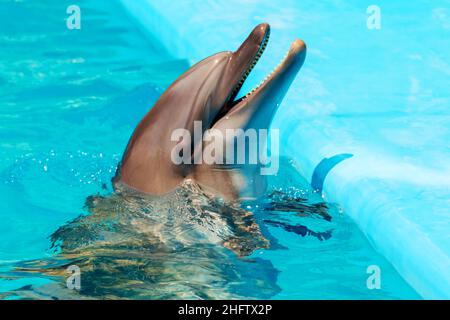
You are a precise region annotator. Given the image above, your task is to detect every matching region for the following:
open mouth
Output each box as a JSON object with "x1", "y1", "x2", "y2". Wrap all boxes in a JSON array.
[
  {"x1": 228, "y1": 29, "x2": 271, "y2": 105},
  {"x1": 214, "y1": 30, "x2": 270, "y2": 121},
  {"x1": 215, "y1": 27, "x2": 305, "y2": 124}
]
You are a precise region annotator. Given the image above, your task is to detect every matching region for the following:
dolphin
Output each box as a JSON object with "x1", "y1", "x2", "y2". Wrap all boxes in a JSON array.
[
  {"x1": 113, "y1": 23, "x2": 306, "y2": 201},
  {"x1": 0, "y1": 25, "x2": 319, "y2": 300}
]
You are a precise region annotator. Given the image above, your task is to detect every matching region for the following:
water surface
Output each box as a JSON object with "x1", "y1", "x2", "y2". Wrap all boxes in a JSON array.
[{"x1": 0, "y1": 0, "x2": 420, "y2": 299}]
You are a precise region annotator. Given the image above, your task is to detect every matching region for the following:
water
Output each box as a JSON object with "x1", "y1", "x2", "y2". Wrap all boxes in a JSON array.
[{"x1": 0, "y1": 0, "x2": 420, "y2": 299}]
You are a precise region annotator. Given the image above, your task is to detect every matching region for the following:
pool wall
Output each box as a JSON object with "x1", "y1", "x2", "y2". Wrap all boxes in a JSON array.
[{"x1": 118, "y1": 0, "x2": 450, "y2": 299}]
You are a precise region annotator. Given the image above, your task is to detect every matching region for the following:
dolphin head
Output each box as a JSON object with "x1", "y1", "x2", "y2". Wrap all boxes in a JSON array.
[{"x1": 114, "y1": 23, "x2": 306, "y2": 198}]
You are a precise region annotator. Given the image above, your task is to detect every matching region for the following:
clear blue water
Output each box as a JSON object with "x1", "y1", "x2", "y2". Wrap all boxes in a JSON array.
[{"x1": 0, "y1": 0, "x2": 420, "y2": 299}]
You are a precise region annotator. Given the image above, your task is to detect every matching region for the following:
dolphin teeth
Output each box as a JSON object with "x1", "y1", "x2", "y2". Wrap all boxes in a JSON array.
[
  {"x1": 230, "y1": 29, "x2": 271, "y2": 103},
  {"x1": 241, "y1": 44, "x2": 292, "y2": 102}
]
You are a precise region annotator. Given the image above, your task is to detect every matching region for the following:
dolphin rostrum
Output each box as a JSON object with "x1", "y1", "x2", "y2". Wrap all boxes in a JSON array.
[{"x1": 113, "y1": 23, "x2": 307, "y2": 200}]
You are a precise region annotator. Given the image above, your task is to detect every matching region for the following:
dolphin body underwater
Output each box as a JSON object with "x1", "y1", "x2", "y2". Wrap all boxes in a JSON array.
[{"x1": 3, "y1": 24, "x2": 320, "y2": 300}]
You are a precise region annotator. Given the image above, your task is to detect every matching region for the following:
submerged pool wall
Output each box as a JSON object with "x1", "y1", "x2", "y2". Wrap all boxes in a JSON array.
[{"x1": 118, "y1": 0, "x2": 450, "y2": 299}]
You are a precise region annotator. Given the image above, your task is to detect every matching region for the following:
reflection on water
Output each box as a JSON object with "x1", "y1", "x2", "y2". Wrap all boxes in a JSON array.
[{"x1": 1, "y1": 175, "x2": 337, "y2": 300}]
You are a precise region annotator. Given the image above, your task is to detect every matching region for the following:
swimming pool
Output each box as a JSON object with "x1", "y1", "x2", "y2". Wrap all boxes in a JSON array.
[{"x1": 0, "y1": 0, "x2": 433, "y2": 299}]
